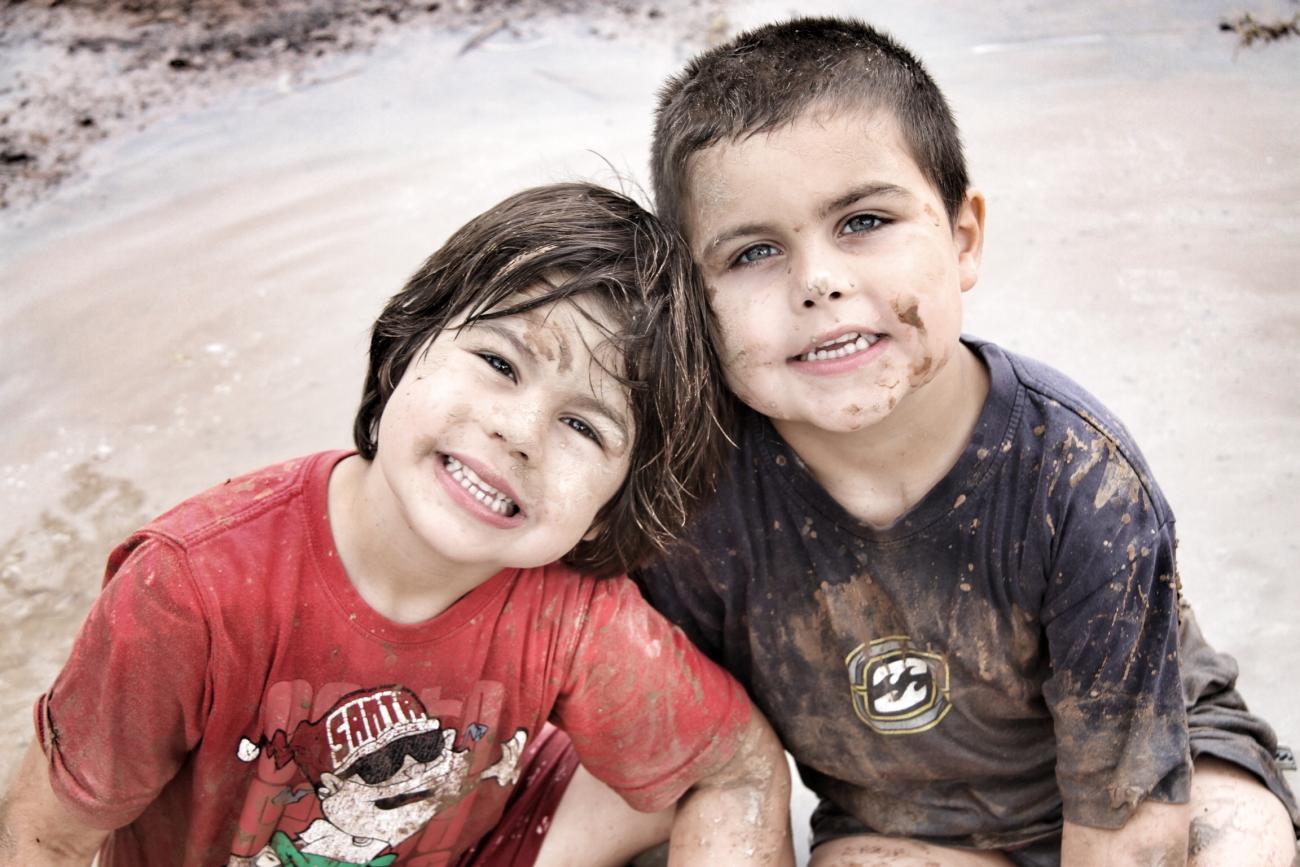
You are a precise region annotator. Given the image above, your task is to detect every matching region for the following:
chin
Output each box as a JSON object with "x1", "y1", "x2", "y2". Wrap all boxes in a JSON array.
[
  {"x1": 835, "y1": 415, "x2": 884, "y2": 433},
  {"x1": 775, "y1": 404, "x2": 885, "y2": 436},
  {"x1": 823, "y1": 409, "x2": 892, "y2": 434}
]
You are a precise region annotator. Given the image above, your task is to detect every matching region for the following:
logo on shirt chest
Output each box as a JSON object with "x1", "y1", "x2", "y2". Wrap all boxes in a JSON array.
[{"x1": 846, "y1": 637, "x2": 951, "y2": 734}]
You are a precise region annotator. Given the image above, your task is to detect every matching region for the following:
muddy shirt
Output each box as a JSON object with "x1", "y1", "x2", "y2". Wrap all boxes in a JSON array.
[
  {"x1": 37, "y1": 451, "x2": 750, "y2": 867},
  {"x1": 635, "y1": 338, "x2": 1190, "y2": 847}
]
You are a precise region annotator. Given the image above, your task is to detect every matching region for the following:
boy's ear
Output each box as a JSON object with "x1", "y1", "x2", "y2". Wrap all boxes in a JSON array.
[{"x1": 954, "y1": 190, "x2": 986, "y2": 293}]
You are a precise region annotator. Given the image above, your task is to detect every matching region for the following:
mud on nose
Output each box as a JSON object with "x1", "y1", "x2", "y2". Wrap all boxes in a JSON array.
[
  {"x1": 807, "y1": 274, "x2": 831, "y2": 295},
  {"x1": 802, "y1": 273, "x2": 845, "y2": 307}
]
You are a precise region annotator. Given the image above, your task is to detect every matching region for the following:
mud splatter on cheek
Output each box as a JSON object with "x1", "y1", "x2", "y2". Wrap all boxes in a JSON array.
[
  {"x1": 873, "y1": 372, "x2": 901, "y2": 391},
  {"x1": 893, "y1": 298, "x2": 939, "y2": 383},
  {"x1": 892, "y1": 297, "x2": 926, "y2": 334},
  {"x1": 721, "y1": 346, "x2": 750, "y2": 372}
]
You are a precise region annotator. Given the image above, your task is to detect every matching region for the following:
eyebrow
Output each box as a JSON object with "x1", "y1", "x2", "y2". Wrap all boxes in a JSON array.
[
  {"x1": 477, "y1": 323, "x2": 631, "y2": 446},
  {"x1": 818, "y1": 182, "x2": 912, "y2": 219},
  {"x1": 571, "y1": 394, "x2": 631, "y2": 448},
  {"x1": 478, "y1": 323, "x2": 536, "y2": 364},
  {"x1": 702, "y1": 181, "x2": 913, "y2": 252}
]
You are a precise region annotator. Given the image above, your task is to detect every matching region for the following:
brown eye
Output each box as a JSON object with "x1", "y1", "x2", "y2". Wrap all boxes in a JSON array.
[
  {"x1": 478, "y1": 352, "x2": 516, "y2": 382},
  {"x1": 562, "y1": 416, "x2": 602, "y2": 446}
]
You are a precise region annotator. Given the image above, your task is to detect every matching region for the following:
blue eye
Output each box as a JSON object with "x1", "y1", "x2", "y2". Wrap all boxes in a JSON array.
[
  {"x1": 479, "y1": 353, "x2": 516, "y2": 382},
  {"x1": 843, "y1": 214, "x2": 886, "y2": 234},
  {"x1": 732, "y1": 243, "x2": 778, "y2": 267},
  {"x1": 563, "y1": 416, "x2": 602, "y2": 446}
]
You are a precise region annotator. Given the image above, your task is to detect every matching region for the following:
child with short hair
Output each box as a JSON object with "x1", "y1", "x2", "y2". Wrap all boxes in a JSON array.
[
  {"x1": 0, "y1": 182, "x2": 794, "y2": 867},
  {"x1": 635, "y1": 17, "x2": 1299, "y2": 866}
]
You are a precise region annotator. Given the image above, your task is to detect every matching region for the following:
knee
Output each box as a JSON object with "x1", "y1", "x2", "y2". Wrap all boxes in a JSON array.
[
  {"x1": 808, "y1": 835, "x2": 1015, "y2": 867},
  {"x1": 1187, "y1": 757, "x2": 1296, "y2": 867}
]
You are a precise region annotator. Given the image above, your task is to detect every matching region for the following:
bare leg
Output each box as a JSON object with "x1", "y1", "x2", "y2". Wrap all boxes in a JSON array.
[
  {"x1": 808, "y1": 835, "x2": 1015, "y2": 867},
  {"x1": 533, "y1": 765, "x2": 673, "y2": 867},
  {"x1": 1186, "y1": 756, "x2": 1296, "y2": 867}
]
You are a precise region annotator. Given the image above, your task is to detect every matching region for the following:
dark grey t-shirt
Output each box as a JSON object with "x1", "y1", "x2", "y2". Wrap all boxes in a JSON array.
[{"x1": 636, "y1": 338, "x2": 1190, "y2": 847}]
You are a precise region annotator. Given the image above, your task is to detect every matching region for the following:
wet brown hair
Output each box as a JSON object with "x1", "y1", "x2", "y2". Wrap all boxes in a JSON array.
[
  {"x1": 354, "y1": 182, "x2": 728, "y2": 577},
  {"x1": 652, "y1": 16, "x2": 969, "y2": 231}
]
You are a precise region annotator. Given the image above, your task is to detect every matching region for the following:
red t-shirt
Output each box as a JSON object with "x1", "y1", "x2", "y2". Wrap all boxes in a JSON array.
[{"x1": 36, "y1": 451, "x2": 749, "y2": 867}]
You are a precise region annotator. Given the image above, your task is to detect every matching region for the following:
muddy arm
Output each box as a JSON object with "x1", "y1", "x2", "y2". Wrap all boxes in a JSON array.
[
  {"x1": 0, "y1": 740, "x2": 108, "y2": 866},
  {"x1": 1060, "y1": 799, "x2": 1190, "y2": 867},
  {"x1": 667, "y1": 709, "x2": 794, "y2": 867}
]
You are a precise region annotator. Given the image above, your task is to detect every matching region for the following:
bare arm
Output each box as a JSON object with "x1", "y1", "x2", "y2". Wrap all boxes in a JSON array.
[
  {"x1": 1060, "y1": 799, "x2": 1190, "y2": 867},
  {"x1": 667, "y1": 709, "x2": 794, "y2": 867},
  {"x1": 0, "y1": 740, "x2": 108, "y2": 866}
]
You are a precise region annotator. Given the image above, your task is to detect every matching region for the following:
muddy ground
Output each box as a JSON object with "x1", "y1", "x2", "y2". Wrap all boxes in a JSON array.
[{"x1": 0, "y1": 0, "x2": 724, "y2": 209}]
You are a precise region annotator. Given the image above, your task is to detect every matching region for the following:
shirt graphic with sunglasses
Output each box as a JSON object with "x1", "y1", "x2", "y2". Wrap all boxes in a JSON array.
[{"x1": 232, "y1": 683, "x2": 527, "y2": 867}]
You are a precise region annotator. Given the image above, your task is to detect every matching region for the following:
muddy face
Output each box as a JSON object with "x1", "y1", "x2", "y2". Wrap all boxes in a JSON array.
[
  {"x1": 683, "y1": 106, "x2": 984, "y2": 439},
  {"x1": 370, "y1": 292, "x2": 633, "y2": 584}
]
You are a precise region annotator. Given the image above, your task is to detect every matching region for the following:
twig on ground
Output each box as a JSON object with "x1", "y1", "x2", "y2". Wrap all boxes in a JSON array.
[{"x1": 1218, "y1": 12, "x2": 1300, "y2": 47}]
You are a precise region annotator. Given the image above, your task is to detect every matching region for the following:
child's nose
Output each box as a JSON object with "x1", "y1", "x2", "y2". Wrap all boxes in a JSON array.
[
  {"x1": 792, "y1": 247, "x2": 855, "y2": 310},
  {"x1": 795, "y1": 269, "x2": 850, "y2": 310},
  {"x1": 489, "y1": 406, "x2": 543, "y2": 463}
]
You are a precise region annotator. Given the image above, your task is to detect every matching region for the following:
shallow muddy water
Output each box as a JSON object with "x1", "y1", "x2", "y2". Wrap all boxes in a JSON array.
[{"x1": 1, "y1": 0, "x2": 1297, "y2": 855}]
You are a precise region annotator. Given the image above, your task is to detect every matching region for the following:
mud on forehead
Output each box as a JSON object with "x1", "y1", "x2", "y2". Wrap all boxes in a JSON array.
[{"x1": 446, "y1": 292, "x2": 633, "y2": 400}]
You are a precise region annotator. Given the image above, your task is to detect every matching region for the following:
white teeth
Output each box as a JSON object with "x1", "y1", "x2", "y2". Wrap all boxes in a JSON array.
[
  {"x1": 444, "y1": 456, "x2": 517, "y2": 515},
  {"x1": 801, "y1": 333, "x2": 877, "y2": 362}
]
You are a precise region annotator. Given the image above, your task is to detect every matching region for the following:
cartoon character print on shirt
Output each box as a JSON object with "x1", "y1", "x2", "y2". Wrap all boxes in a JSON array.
[
  {"x1": 847, "y1": 636, "x2": 951, "y2": 734},
  {"x1": 227, "y1": 683, "x2": 526, "y2": 867}
]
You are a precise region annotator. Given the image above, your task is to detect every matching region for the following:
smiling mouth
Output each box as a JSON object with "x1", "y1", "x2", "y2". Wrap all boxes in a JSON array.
[
  {"x1": 374, "y1": 788, "x2": 435, "y2": 810},
  {"x1": 444, "y1": 456, "x2": 520, "y2": 517},
  {"x1": 794, "y1": 331, "x2": 881, "y2": 362}
]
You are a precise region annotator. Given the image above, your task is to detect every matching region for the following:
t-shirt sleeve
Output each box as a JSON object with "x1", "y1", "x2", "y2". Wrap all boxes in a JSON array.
[
  {"x1": 1040, "y1": 449, "x2": 1190, "y2": 829},
  {"x1": 34, "y1": 534, "x2": 212, "y2": 830},
  {"x1": 552, "y1": 576, "x2": 751, "y2": 812}
]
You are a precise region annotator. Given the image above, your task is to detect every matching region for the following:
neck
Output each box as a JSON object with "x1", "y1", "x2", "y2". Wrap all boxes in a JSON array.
[
  {"x1": 327, "y1": 455, "x2": 498, "y2": 624},
  {"x1": 774, "y1": 343, "x2": 989, "y2": 528}
]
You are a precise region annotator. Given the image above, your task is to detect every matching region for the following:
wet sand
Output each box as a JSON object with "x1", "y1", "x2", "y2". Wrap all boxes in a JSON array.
[{"x1": 1, "y1": 0, "x2": 1297, "y2": 859}]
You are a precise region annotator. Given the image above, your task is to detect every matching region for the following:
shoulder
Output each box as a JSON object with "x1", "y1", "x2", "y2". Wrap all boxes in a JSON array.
[
  {"x1": 524, "y1": 563, "x2": 643, "y2": 627},
  {"x1": 981, "y1": 340, "x2": 1137, "y2": 449},
  {"x1": 519, "y1": 565, "x2": 676, "y2": 686},
  {"x1": 637, "y1": 407, "x2": 805, "y2": 601},
  {"x1": 530, "y1": 564, "x2": 709, "y2": 649},
  {"x1": 510, "y1": 559, "x2": 599, "y2": 603},
  {"x1": 102, "y1": 451, "x2": 349, "y2": 617},
  {"x1": 679, "y1": 408, "x2": 779, "y2": 545},
  {"x1": 972, "y1": 339, "x2": 1172, "y2": 524},
  {"x1": 143, "y1": 451, "x2": 341, "y2": 547}
]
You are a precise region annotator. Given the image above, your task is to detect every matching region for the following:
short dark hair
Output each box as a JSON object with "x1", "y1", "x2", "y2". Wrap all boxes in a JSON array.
[
  {"x1": 652, "y1": 16, "x2": 969, "y2": 230},
  {"x1": 354, "y1": 182, "x2": 728, "y2": 577}
]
